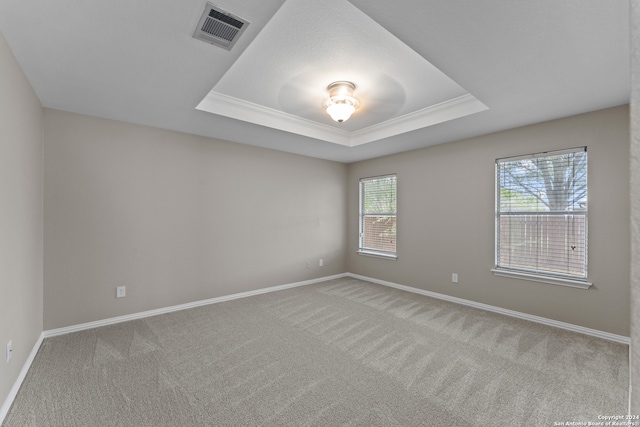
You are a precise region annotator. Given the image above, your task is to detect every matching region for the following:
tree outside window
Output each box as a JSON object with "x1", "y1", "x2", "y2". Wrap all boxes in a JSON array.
[{"x1": 496, "y1": 148, "x2": 587, "y2": 279}]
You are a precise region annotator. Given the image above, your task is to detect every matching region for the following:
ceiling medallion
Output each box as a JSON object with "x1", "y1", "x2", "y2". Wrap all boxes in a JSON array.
[{"x1": 323, "y1": 81, "x2": 360, "y2": 123}]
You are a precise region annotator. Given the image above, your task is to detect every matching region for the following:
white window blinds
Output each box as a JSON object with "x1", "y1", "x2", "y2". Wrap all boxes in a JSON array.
[
  {"x1": 359, "y1": 175, "x2": 397, "y2": 257},
  {"x1": 495, "y1": 147, "x2": 587, "y2": 280}
]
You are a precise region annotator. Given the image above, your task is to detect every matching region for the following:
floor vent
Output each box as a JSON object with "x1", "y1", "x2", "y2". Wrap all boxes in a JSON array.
[{"x1": 193, "y1": 3, "x2": 249, "y2": 50}]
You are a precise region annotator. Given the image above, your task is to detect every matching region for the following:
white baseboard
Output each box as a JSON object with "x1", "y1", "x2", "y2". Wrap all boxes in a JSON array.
[
  {"x1": 1, "y1": 271, "x2": 628, "y2": 425},
  {"x1": 44, "y1": 270, "x2": 630, "y2": 343},
  {"x1": 2, "y1": 273, "x2": 348, "y2": 424},
  {"x1": 0, "y1": 332, "x2": 44, "y2": 425},
  {"x1": 44, "y1": 273, "x2": 349, "y2": 338},
  {"x1": 345, "y1": 273, "x2": 630, "y2": 345}
]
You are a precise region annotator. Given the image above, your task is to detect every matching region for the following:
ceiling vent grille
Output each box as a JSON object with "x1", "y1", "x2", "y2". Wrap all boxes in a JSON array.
[{"x1": 193, "y1": 3, "x2": 249, "y2": 50}]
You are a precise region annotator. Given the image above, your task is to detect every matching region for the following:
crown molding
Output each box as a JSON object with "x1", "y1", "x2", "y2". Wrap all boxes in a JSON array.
[
  {"x1": 197, "y1": 91, "x2": 488, "y2": 147},
  {"x1": 197, "y1": 92, "x2": 353, "y2": 146},
  {"x1": 351, "y1": 94, "x2": 488, "y2": 146}
]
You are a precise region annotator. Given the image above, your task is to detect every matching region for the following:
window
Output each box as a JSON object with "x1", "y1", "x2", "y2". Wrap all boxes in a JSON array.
[
  {"x1": 358, "y1": 174, "x2": 397, "y2": 259},
  {"x1": 493, "y1": 147, "x2": 590, "y2": 288}
]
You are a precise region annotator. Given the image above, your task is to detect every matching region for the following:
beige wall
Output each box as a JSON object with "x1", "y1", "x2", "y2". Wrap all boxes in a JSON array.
[
  {"x1": 0, "y1": 32, "x2": 43, "y2": 410},
  {"x1": 347, "y1": 105, "x2": 630, "y2": 337},
  {"x1": 630, "y1": 0, "x2": 639, "y2": 412},
  {"x1": 43, "y1": 109, "x2": 347, "y2": 330}
]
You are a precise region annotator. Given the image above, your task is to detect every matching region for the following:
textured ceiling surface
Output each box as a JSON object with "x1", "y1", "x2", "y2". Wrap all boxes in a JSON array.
[{"x1": 0, "y1": 0, "x2": 630, "y2": 163}]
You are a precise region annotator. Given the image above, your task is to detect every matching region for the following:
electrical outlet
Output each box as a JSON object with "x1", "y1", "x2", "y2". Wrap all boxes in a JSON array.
[
  {"x1": 319, "y1": 259, "x2": 324, "y2": 267},
  {"x1": 305, "y1": 262, "x2": 310, "y2": 269},
  {"x1": 452, "y1": 273, "x2": 459, "y2": 283},
  {"x1": 116, "y1": 286, "x2": 126, "y2": 298},
  {"x1": 6, "y1": 340, "x2": 12, "y2": 362}
]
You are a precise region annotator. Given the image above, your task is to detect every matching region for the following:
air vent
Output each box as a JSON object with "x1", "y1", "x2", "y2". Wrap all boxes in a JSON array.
[{"x1": 193, "y1": 3, "x2": 249, "y2": 50}]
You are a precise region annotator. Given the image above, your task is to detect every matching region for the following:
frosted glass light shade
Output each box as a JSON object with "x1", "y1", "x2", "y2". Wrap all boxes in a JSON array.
[
  {"x1": 326, "y1": 101, "x2": 357, "y2": 123},
  {"x1": 324, "y1": 81, "x2": 359, "y2": 123}
]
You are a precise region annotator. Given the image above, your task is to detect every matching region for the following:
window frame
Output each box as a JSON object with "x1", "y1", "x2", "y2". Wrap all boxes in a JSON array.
[
  {"x1": 492, "y1": 147, "x2": 591, "y2": 289},
  {"x1": 357, "y1": 174, "x2": 397, "y2": 260}
]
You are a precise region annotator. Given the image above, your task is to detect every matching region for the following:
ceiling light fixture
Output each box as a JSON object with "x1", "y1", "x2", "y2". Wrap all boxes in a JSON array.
[{"x1": 324, "y1": 81, "x2": 359, "y2": 123}]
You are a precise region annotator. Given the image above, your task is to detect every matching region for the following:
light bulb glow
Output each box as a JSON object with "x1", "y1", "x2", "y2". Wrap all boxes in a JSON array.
[
  {"x1": 324, "y1": 81, "x2": 359, "y2": 123},
  {"x1": 326, "y1": 100, "x2": 357, "y2": 123}
]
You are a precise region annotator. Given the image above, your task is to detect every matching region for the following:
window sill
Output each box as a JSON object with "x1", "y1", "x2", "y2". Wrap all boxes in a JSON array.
[
  {"x1": 357, "y1": 250, "x2": 397, "y2": 260},
  {"x1": 491, "y1": 269, "x2": 592, "y2": 289}
]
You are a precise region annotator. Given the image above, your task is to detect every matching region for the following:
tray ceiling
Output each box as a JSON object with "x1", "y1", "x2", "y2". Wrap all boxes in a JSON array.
[
  {"x1": 0, "y1": 0, "x2": 629, "y2": 162},
  {"x1": 196, "y1": 0, "x2": 487, "y2": 147}
]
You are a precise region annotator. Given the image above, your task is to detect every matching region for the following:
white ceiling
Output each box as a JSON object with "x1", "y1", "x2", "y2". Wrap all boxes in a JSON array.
[
  {"x1": 0, "y1": 0, "x2": 629, "y2": 163},
  {"x1": 197, "y1": 0, "x2": 487, "y2": 147}
]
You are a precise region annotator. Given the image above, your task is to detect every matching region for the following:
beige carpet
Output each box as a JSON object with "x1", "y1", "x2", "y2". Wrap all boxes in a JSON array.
[{"x1": 2, "y1": 278, "x2": 629, "y2": 426}]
